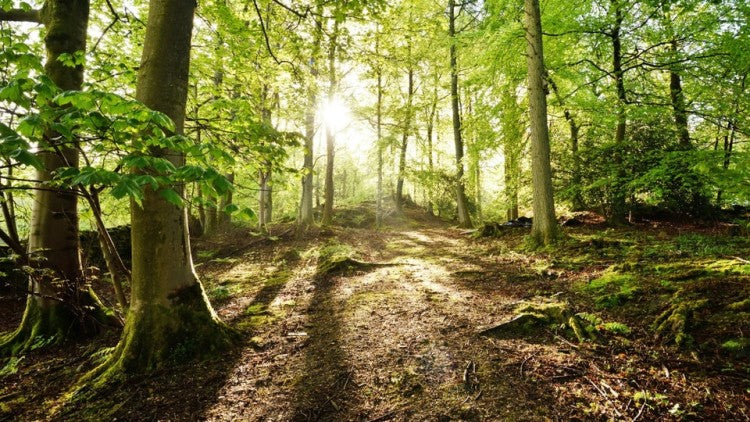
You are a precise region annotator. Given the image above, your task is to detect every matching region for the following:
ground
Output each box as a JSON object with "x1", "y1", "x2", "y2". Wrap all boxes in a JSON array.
[{"x1": 1, "y1": 207, "x2": 749, "y2": 421}]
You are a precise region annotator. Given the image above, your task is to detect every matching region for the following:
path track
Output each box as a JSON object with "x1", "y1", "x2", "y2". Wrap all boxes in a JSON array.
[{"x1": 205, "y1": 224, "x2": 561, "y2": 421}]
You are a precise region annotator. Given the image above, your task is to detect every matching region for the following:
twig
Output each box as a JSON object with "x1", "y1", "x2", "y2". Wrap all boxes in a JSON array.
[
  {"x1": 585, "y1": 376, "x2": 623, "y2": 418},
  {"x1": 368, "y1": 411, "x2": 396, "y2": 422},
  {"x1": 729, "y1": 256, "x2": 750, "y2": 264},
  {"x1": 632, "y1": 401, "x2": 647, "y2": 421}
]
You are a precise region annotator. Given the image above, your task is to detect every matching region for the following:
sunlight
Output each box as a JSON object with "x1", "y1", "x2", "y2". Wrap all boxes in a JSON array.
[{"x1": 320, "y1": 96, "x2": 351, "y2": 133}]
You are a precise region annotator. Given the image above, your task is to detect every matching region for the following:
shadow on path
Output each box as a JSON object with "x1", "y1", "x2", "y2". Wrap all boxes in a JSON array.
[{"x1": 292, "y1": 272, "x2": 362, "y2": 421}]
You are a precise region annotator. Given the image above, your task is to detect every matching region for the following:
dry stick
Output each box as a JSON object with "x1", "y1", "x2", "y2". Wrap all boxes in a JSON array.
[
  {"x1": 729, "y1": 256, "x2": 750, "y2": 265},
  {"x1": 585, "y1": 376, "x2": 623, "y2": 418},
  {"x1": 79, "y1": 187, "x2": 130, "y2": 311},
  {"x1": 632, "y1": 401, "x2": 647, "y2": 421}
]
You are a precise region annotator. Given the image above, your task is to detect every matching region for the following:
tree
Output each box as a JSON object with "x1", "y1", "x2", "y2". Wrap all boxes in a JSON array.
[
  {"x1": 524, "y1": 0, "x2": 559, "y2": 245},
  {"x1": 321, "y1": 17, "x2": 339, "y2": 226},
  {"x1": 448, "y1": 0, "x2": 472, "y2": 228},
  {"x1": 87, "y1": 0, "x2": 232, "y2": 380},
  {"x1": 299, "y1": 7, "x2": 323, "y2": 229},
  {"x1": 0, "y1": 0, "x2": 116, "y2": 357}
]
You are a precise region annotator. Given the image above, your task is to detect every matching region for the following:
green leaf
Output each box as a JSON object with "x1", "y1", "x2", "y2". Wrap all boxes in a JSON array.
[{"x1": 158, "y1": 188, "x2": 184, "y2": 207}]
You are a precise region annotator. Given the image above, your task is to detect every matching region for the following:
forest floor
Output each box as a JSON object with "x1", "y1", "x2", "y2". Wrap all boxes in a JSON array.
[{"x1": 1, "y1": 205, "x2": 749, "y2": 421}]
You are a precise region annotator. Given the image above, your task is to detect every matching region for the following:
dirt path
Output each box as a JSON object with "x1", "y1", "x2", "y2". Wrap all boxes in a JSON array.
[
  {"x1": 5, "y1": 216, "x2": 744, "y2": 420},
  {"x1": 200, "y1": 224, "x2": 563, "y2": 421}
]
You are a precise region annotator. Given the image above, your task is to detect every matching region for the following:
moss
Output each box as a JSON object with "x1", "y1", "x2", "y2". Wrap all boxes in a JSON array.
[
  {"x1": 75, "y1": 283, "x2": 236, "y2": 394},
  {"x1": 652, "y1": 299, "x2": 709, "y2": 347},
  {"x1": 265, "y1": 269, "x2": 292, "y2": 287},
  {"x1": 581, "y1": 270, "x2": 639, "y2": 309},
  {"x1": 721, "y1": 338, "x2": 750, "y2": 356},
  {"x1": 727, "y1": 298, "x2": 750, "y2": 312},
  {"x1": 0, "y1": 288, "x2": 117, "y2": 357}
]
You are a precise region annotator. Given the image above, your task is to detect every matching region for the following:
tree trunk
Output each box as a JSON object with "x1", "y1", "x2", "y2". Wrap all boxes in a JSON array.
[
  {"x1": 1, "y1": 0, "x2": 117, "y2": 357},
  {"x1": 86, "y1": 0, "x2": 232, "y2": 380},
  {"x1": 321, "y1": 19, "x2": 338, "y2": 226},
  {"x1": 300, "y1": 13, "x2": 322, "y2": 229},
  {"x1": 448, "y1": 0, "x2": 472, "y2": 228},
  {"x1": 610, "y1": 0, "x2": 628, "y2": 225},
  {"x1": 376, "y1": 66, "x2": 384, "y2": 226},
  {"x1": 218, "y1": 172, "x2": 234, "y2": 228},
  {"x1": 426, "y1": 86, "x2": 438, "y2": 216},
  {"x1": 525, "y1": 0, "x2": 559, "y2": 245},
  {"x1": 396, "y1": 67, "x2": 414, "y2": 212},
  {"x1": 548, "y1": 78, "x2": 584, "y2": 211},
  {"x1": 502, "y1": 87, "x2": 521, "y2": 221},
  {"x1": 669, "y1": 41, "x2": 691, "y2": 149}
]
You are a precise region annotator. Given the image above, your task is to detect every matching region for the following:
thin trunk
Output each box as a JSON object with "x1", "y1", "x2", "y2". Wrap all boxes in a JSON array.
[
  {"x1": 501, "y1": 87, "x2": 521, "y2": 221},
  {"x1": 548, "y1": 78, "x2": 584, "y2": 211},
  {"x1": 525, "y1": 0, "x2": 559, "y2": 245},
  {"x1": 669, "y1": 41, "x2": 691, "y2": 149},
  {"x1": 610, "y1": 0, "x2": 628, "y2": 224},
  {"x1": 396, "y1": 67, "x2": 414, "y2": 212},
  {"x1": 84, "y1": 189, "x2": 129, "y2": 312},
  {"x1": 716, "y1": 74, "x2": 745, "y2": 205},
  {"x1": 218, "y1": 172, "x2": 234, "y2": 228},
  {"x1": 376, "y1": 68, "x2": 384, "y2": 226},
  {"x1": 448, "y1": 0, "x2": 472, "y2": 228},
  {"x1": 87, "y1": 0, "x2": 232, "y2": 378},
  {"x1": 299, "y1": 9, "x2": 323, "y2": 229},
  {"x1": 426, "y1": 89, "x2": 437, "y2": 216},
  {"x1": 321, "y1": 19, "x2": 338, "y2": 226}
]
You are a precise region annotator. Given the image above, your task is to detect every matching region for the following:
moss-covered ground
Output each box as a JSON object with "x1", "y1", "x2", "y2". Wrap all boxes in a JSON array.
[{"x1": 1, "y1": 206, "x2": 749, "y2": 420}]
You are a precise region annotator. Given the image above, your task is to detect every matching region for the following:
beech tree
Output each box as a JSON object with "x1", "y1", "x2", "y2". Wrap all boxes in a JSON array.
[
  {"x1": 87, "y1": 0, "x2": 232, "y2": 379},
  {"x1": 524, "y1": 0, "x2": 559, "y2": 245},
  {"x1": 0, "y1": 0, "x2": 116, "y2": 356}
]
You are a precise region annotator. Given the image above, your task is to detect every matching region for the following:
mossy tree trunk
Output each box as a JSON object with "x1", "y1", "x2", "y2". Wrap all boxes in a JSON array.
[
  {"x1": 525, "y1": 0, "x2": 559, "y2": 245},
  {"x1": 1, "y1": 0, "x2": 117, "y2": 356},
  {"x1": 87, "y1": 0, "x2": 231, "y2": 380}
]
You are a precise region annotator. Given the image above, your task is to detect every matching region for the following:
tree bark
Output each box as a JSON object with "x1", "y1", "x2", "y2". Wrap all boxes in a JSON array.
[
  {"x1": 448, "y1": 0, "x2": 472, "y2": 228},
  {"x1": 321, "y1": 19, "x2": 338, "y2": 226},
  {"x1": 425, "y1": 82, "x2": 438, "y2": 216},
  {"x1": 218, "y1": 172, "x2": 234, "y2": 228},
  {"x1": 86, "y1": 0, "x2": 232, "y2": 379},
  {"x1": 299, "y1": 10, "x2": 323, "y2": 229},
  {"x1": 548, "y1": 78, "x2": 584, "y2": 211},
  {"x1": 1, "y1": 0, "x2": 117, "y2": 357},
  {"x1": 376, "y1": 65, "x2": 384, "y2": 226},
  {"x1": 525, "y1": 0, "x2": 559, "y2": 245},
  {"x1": 610, "y1": 0, "x2": 628, "y2": 225},
  {"x1": 669, "y1": 50, "x2": 691, "y2": 149},
  {"x1": 396, "y1": 66, "x2": 414, "y2": 212}
]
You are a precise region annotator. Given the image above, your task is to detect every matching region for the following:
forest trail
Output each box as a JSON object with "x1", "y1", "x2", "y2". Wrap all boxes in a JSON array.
[
  {"x1": 4, "y1": 211, "x2": 747, "y2": 421},
  {"x1": 197, "y1": 218, "x2": 567, "y2": 421}
]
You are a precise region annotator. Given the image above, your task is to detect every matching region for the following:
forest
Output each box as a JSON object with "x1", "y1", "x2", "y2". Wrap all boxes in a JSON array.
[{"x1": 0, "y1": 0, "x2": 748, "y2": 420}]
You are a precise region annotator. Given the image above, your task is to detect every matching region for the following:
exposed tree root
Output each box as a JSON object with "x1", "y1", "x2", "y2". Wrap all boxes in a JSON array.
[
  {"x1": 0, "y1": 289, "x2": 119, "y2": 357},
  {"x1": 653, "y1": 299, "x2": 708, "y2": 347},
  {"x1": 478, "y1": 298, "x2": 599, "y2": 343},
  {"x1": 315, "y1": 243, "x2": 397, "y2": 279}
]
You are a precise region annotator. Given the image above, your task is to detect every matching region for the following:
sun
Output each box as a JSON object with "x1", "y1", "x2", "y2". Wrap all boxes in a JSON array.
[{"x1": 320, "y1": 96, "x2": 351, "y2": 133}]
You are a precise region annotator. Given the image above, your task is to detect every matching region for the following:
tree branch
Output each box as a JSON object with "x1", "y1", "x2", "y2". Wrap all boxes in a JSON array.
[{"x1": 0, "y1": 8, "x2": 41, "y2": 23}]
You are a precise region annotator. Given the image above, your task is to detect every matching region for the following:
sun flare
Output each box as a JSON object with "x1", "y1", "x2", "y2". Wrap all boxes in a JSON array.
[{"x1": 320, "y1": 97, "x2": 351, "y2": 133}]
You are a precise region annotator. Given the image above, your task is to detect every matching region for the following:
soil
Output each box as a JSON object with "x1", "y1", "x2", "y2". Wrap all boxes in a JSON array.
[{"x1": 1, "y1": 207, "x2": 748, "y2": 421}]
